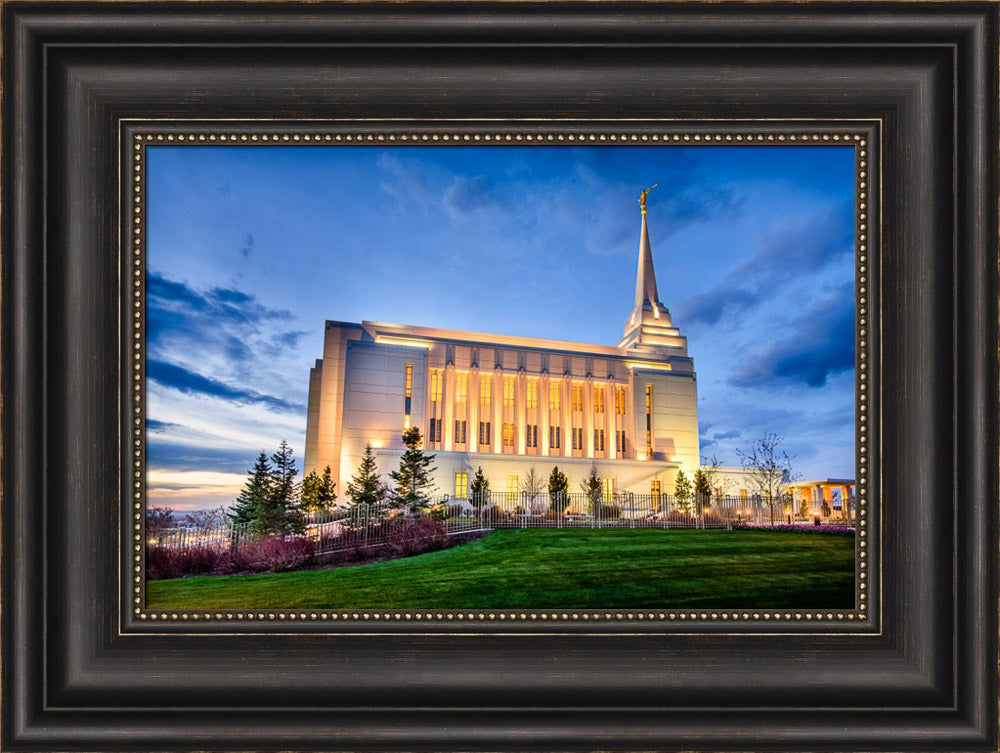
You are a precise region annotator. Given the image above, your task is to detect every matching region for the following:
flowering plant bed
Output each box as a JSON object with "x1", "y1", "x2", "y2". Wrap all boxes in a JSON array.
[{"x1": 731, "y1": 523, "x2": 855, "y2": 536}]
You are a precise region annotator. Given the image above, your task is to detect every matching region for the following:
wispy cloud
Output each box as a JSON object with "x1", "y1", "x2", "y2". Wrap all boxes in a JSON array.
[
  {"x1": 728, "y1": 285, "x2": 854, "y2": 389},
  {"x1": 147, "y1": 359, "x2": 305, "y2": 412},
  {"x1": 735, "y1": 200, "x2": 854, "y2": 285}
]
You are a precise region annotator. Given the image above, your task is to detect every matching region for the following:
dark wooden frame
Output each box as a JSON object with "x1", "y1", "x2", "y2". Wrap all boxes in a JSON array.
[{"x1": 3, "y1": 2, "x2": 997, "y2": 751}]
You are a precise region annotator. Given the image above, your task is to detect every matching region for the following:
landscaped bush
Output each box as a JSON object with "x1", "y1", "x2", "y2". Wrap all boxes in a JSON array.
[
  {"x1": 480, "y1": 505, "x2": 511, "y2": 525},
  {"x1": 446, "y1": 503, "x2": 465, "y2": 519},
  {"x1": 731, "y1": 523, "x2": 855, "y2": 536},
  {"x1": 146, "y1": 535, "x2": 314, "y2": 579},
  {"x1": 386, "y1": 516, "x2": 448, "y2": 555},
  {"x1": 236, "y1": 535, "x2": 315, "y2": 572}
]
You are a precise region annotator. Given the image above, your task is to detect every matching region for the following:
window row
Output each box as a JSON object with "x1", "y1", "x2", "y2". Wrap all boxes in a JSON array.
[
  {"x1": 430, "y1": 420, "x2": 626, "y2": 455},
  {"x1": 423, "y1": 369, "x2": 629, "y2": 417}
]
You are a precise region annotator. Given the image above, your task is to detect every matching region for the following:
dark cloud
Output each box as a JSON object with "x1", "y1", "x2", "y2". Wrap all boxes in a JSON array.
[
  {"x1": 146, "y1": 440, "x2": 264, "y2": 474},
  {"x1": 728, "y1": 287, "x2": 855, "y2": 389},
  {"x1": 147, "y1": 358, "x2": 305, "y2": 412},
  {"x1": 147, "y1": 418, "x2": 182, "y2": 433},
  {"x1": 713, "y1": 430, "x2": 740, "y2": 440},
  {"x1": 677, "y1": 286, "x2": 760, "y2": 327},
  {"x1": 736, "y1": 200, "x2": 854, "y2": 285},
  {"x1": 146, "y1": 271, "x2": 292, "y2": 352}
]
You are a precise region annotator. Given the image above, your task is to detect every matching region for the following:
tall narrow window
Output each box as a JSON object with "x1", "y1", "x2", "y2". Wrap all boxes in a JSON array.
[
  {"x1": 549, "y1": 425, "x2": 561, "y2": 449},
  {"x1": 644, "y1": 384, "x2": 652, "y2": 457},
  {"x1": 549, "y1": 382, "x2": 560, "y2": 411},
  {"x1": 603, "y1": 478, "x2": 614, "y2": 502},
  {"x1": 571, "y1": 384, "x2": 584, "y2": 412},
  {"x1": 526, "y1": 379, "x2": 538, "y2": 409},
  {"x1": 506, "y1": 475, "x2": 519, "y2": 496},
  {"x1": 526, "y1": 424, "x2": 538, "y2": 448},
  {"x1": 404, "y1": 363, "x2": 413, "y2": 429},
  {"x1": 651, "y1": 480, "x2": 661, "y2": 496},
  {"x1": 480, "y1": 377, "x2": 491, "y2": 407},
  {"x1": 594, "y1": 428, "x2": 605, "y2": 452},
  {"x1": 593, "y1": 388, "x2": 605, "y2": 414},
  {"x1": 479, "y1": 421, "x2": 491, "y2": 446},
  {"x1": 455, "y1": 472, "x2": 468, "y2": 498},
  {"x1": 456, "y1": 373, "x2": 468, "y2": 404},
  {"x1": 615, "y1": 386, "x2": 627, "y2": 415},
  {"x1": 502, "y1": 422, "x2": 515, "y2": 449},
  {"x1": 428, "y1": 417, "x2": 441, "y2": 443},
  {"x1": 430, "y1": 371, "x2": 442, "y2": 403},
  {"x1": 503, "y1": 376, "x2": 516, "y2": 408},
  {"x1": 572, "y1": 427, "x2": 583, "y2": 450},
  {"x1": 454, "y1": 420, "x2": 467, "y2": 444},
  {"x1": 616, "y1": 429, "x2": 627, "y2": 454}
]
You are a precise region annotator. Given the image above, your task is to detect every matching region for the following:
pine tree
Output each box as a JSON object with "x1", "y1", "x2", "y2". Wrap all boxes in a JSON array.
[
  {"x1": 242, "y1": 440, "x2": 304, "y2": 536},
  {"x1": 693, "y1": 468, "x2": 712, "y2": 513},
  {"x1": 346, "y1": 443, "x2": 387, "y2": 508},
  {"x1": 229, "y1": 451, "x2": 273, "y2": 529},
  {"x1": 469, "y1": 466, "x2": 490, "y2": 509},
  {"x1": 547, "y1": 466, "x2": 569, "y2": 512},
  {"x1": 674, "y1": 469, "x2": 694, "y2": 514},
  {"x1": 580, "y1": 464, "x2": 603, "y2": 514},
  {"x1": 389, "y1": 427, "x2": 437, "y2": 514},
  {"x1": 301, "y1": 465, "x2": 337, "y2": 514}
]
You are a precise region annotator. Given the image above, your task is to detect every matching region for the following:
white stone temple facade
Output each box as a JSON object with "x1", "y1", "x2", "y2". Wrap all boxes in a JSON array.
[{"x1": 304, "y1": 195, "x2": 704, "y2": 501}]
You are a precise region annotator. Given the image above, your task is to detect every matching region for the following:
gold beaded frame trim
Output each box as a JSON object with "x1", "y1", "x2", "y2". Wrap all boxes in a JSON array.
[{"x1": 125, "y1": 122, "x2": 876, "y2": 632}]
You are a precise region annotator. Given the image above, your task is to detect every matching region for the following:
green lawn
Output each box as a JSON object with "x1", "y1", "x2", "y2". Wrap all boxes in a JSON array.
[{"x1": 146, "y1": 528, "x2": 855, "y2": 610}]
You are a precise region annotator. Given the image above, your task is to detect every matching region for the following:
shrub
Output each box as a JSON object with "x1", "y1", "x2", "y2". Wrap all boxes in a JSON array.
[
  {"x1": 145, "y1": 545, "x2": 184, "y2": 580},
  {"x1": 446, "y1": 503, "x2": 465, "y2": 519},
  {"x1": 480, "y1": 505, "x2": 510, "y2": 525},
  {"x1": 386, "y1": 517, "x2": 448, "y2": 556},
  {"x1": 235, "y1": 535, "x2": 314, "y2": 572},
  {"x1": 599, "y1": 504, "x2": 621, "y2": 519}
]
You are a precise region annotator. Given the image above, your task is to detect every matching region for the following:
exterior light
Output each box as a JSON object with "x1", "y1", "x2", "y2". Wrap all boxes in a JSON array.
[
  {"x1": 375, "y1": 335, "x2": 433, "y2": 349},
  {"x1": 625, "y1": 361, "x2": 672, "y2": 372}
]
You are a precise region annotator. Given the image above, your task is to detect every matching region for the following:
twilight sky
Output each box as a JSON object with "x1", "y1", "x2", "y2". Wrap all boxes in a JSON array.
[{"x1": 146, "y1": 143, "x2": 856, "y2": 511}]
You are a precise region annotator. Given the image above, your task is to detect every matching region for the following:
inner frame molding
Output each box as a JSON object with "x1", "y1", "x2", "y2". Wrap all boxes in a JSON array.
[{"x1": 125, "y1": 120, "x2": 877, "y2": 632}]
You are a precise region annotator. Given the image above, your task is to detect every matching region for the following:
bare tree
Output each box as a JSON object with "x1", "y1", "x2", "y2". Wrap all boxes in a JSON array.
[
  {"x1": 735, "y1": 433, "x2": 799, "y2": 526},
  {"x1": 699, "y1": 454, "x2": 731, "y2": 501},
  {"x1": 184, "y1": 506, "x2": 225, "y2": 532},
  {"x1": 520, "y1": 466, "x2": 546, "y2": 514},
  {"x1": 145, "y1": 506, "x2": 175, "y2": 541}
]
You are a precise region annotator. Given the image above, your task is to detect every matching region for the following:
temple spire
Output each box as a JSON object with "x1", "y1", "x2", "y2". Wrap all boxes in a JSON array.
[
  {"x1": 620, "y1": 186, "x2": 686, "y2": 352},
  {"x1": 633, "y1": 208, "x2": 660, "y2": 310}
]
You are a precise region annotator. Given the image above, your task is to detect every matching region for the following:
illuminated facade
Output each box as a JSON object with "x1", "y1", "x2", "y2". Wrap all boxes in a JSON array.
[{"x1": 304, "y1": 199, "x2": 702, "y2": 499}]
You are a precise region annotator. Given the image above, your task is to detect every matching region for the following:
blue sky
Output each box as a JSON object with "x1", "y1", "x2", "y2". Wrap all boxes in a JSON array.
[{"x1": 146, "y1": 144, "x2": 856, "y2": 510}]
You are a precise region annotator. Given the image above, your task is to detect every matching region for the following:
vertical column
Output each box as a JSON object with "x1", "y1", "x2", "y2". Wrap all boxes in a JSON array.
[
  {"x1": 540, "y1": 373, "x2": 550, "y2": 458},
  {"x1": 562, "y1": 375, "x2": 572, "y2": 458},
  {"x1": 516, "y1": 371, "x2": 527, "y2": 455},
  {"x1": 469, "y1": 366, "x2": 480, "y2": 452},
  {"x1": 625, "y1": 378, "x2": 636, "y2": 460},
  {"x1": 492, "y1": 368, "x2": 503, "y2": 454},
  {"x1": 584, "y1": 377, "x2": 595, "y2": 458},
  {"x1": 604, "y1": 382, "x2": 615, "y2": 460},
  {"x1": 443, "y1": 364, "x2": 455, "y2": 451}
]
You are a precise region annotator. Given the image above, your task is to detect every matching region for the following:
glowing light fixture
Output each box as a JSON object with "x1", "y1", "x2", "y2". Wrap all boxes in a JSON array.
[
  {"x1": 375, "y1": 335, "x2": 433, "y2": 348},
  {"x1": 626, "y1": 361, "x2": 672, "y2": 372}
]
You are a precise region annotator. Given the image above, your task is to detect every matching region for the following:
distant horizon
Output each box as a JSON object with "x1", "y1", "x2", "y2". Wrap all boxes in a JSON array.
[{"x1": 146, "y1": 143, "x2": 856, "y2": 511}]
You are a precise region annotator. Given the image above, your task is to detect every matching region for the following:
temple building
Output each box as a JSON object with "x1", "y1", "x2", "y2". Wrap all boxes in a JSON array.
[{"x1": 304, "y1": 190, "x2": 703, "y2": 501}]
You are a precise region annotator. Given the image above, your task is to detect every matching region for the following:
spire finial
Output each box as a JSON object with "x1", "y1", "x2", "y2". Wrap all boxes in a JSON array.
[{"x1": 638, "y1": 184, "x2": 657, "y2": 215}]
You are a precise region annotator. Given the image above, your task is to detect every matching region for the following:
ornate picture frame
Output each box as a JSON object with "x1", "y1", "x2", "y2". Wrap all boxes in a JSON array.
[{"x1": 3, "y1": 3, "x2": 997, "y2": 751}]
